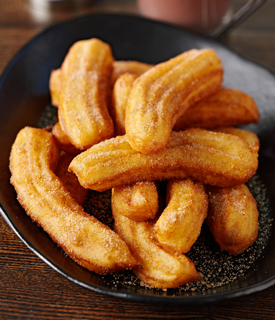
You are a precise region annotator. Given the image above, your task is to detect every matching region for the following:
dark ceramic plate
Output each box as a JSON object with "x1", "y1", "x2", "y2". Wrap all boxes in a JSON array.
[{"x1": 1, "y1": 13, "x2": 275, "y2": 305}]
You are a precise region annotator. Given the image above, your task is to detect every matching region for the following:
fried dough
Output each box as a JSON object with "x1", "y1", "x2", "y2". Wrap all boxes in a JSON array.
[
  {"x1": 213, "y1": 127, "x2": 259, "y2": 152},
  {"x1": 111, "y1": 60, "x2": 152, "y2": 87},
  {"x1": 10, "y1": 127, "x2": 137, "y2": 274},
  {"x1": 112, "y1": 191, "x2": 201, "y2": 289},
  {"x1": 69, "y1": 128, "x2": 258, "y2": 192},
  {"x1": 206, "y1": 184, "x2": 259, "y2": 255},
  {"x1": 59, "y1": 38, "x2": 114, "y2": 150},
  {"x1": 112, "y1": 181, "x2": 158, "y2": 222},
  {"x1": 49, "y1": 61, "x2": 152, "y2": 108},
  {"x1": 155, "y1": 179, "x2": 208, "y2": 254},
  {"x1": 174, "y1": 88, "x2": 259, "y2": 130},
  {"x1": 55, "y1": 152, "x2": 88, "y2": 205},
  {"x1": 109, "y1": 77, "x2": 259, "y2": 135},
  {"x1": 125, "y1": 49, "x2": 223, "y2": 154},
  {"x1": 52, "y1": 122, "x2": 81, "y2": 155},
  {"x1": 110, "y1": 73, "x2": 138, "y2": 136},
  {"x1": 49, "y1": 69, "x2": 61, "y2": 108}
]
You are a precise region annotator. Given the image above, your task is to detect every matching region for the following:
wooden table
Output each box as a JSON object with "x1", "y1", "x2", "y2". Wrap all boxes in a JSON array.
[{"x1": 1, "y1": 0, "x2": 275, "y2": 319}]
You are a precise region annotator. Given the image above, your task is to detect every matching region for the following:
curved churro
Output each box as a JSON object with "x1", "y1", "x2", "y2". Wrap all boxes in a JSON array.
[
  {"x1": 59, "y1": 38, "x2": 114, "y2": 150},
  {"x1": 10, "y1": 127, "x2": 137, "y2": 274},
  {"x1": 112, "y1": 181, "x2": 158, "y2": 222},
  {"x1": 111, "y1": 60, "x2": 152, "y2": 87},
  {"x1": 125, "y1": 49, "x2": 223, "y2": 154},
  {"x1": 55, "y1": 152, "x2": 88, "y2": 205},
  {"x1": 174, "y1": 88, "x2": 259, "y2": 130},
  {"x1": 108, "y1": 75, "x2": 259, "y2": 135},
  {"x1": 213, "y1": 127, "x2": 259, "y2": 152},
  {"x1": 69, "y1": 128, "x2": 258, "y2": 192},
  {"x1": 155, "y1": 179, "x2": 208, "y2": 254},
  {"x1": 52, "y1": 122, "x2": 81, "y2": 155},
  {"x1": 49, "y1": 61, "x2": 152, "y2": 109},
  {"x1": 110, "y1": 73, "x2": 138, "y2": 136},
  {"x1": 49, "y1": 69, "x2": 61, "y2": 108},
  {"x1": 112, "y1": 191, "x2": 201, "y2": 289},
  {"x1": 206, "y1": 184, "x2": 259, "y2": 255}
]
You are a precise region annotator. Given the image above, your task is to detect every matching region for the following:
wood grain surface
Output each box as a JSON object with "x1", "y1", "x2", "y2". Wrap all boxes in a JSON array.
[{"x1": 1, "y1": 0, "x2": 275, "y2": 319}]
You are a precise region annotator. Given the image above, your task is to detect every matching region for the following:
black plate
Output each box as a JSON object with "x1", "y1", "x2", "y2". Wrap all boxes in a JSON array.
[{"x1": 1, "y1": 13, "x2": 275, "y2": 305}]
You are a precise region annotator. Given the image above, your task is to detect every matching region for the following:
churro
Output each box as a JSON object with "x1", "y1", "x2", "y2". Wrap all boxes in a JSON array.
[
  {"x1": 174, "y1": 88, "x2": 259, "y2": 130},
  {"x1": 69, "y1": 128, "x2": 258, "y2": 192},
  {"x1": 112, "y1": 181, "x2": 158, "y2": 222},
  {"x1": 52, "y1": 122, "x2": 81, "y2": 155},
  {"x1": 59, "y1": 38, "x2": 114, "y2": 150},
  {"x1": 10, "y1": 127, "x2": 137, "y2": 274},
  {"x1": 112, "y1": 191, "x2": 201, "y2": 289},
  {"x1": 155, "y1": 179, "x2": 208, "y2": 254},
  {"x1": 125, "y1": 49, "x2": 223, "y2": 154},
  {"x1": 207, "y1": 184, "x2": 259, "y2": 255},
  {"x1": 55, "y1": 151, "x2": 88, "y2": 205},
  {"x1": 110, "y1": 73, "x2": 138, "y2": 136}
]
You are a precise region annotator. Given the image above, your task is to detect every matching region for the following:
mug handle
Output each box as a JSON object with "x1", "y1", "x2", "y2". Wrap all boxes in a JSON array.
[{"x1": 208, "y1": 0, "x2": 267, "y2": 39}]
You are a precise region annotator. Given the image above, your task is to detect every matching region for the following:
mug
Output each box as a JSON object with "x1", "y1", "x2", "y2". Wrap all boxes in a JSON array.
[{"x1": 137, "y1": 0, "x2": 266, "y2": 39}]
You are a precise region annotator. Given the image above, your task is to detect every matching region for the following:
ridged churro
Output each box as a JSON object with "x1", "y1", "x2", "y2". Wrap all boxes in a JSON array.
[
  {"x1": 174, "y1": 88, "x2": 259, "y2": 130},
  {"x1": 109, "y1": 75, "x2": 259, "y2": 135},
  {"x1": 52, "y1": 122, "x2": 81, "y2": 155},
  {"x1": 110, "y1": 73, "x2": 138, "y2": 136},
  {"x1": 55, "y1": 151, "x2": 88, "y2": 205},
  {"x1": 112, "y1": 181, "x2": 158, "y2": 222},
  {"x1": 49, "y1": 69, "x2": 61, "y2": 108},
  {"x1": 112, "y1": 191, "x2": 201, "y2": 289},
  {"x1": 10, "y1": 127, "x2": 137, "y2": 274},
  {"x1": 59, "y1": 38, "x2": 114, "y2": 150},
  {"x1": 111, "y1": 60, "x2": 152, "y2": 87},
  {"x1": 206, "y1": 184, "x2": 259, "y2": 255},
  {"x1": 69, "y1": 128, "x2": 258, "y2": 192},
  {"x1": 125, "y1": 49, "x2": 223, "y2": 154},
  {"x1": 49, "y1": 60, "x2": 152, "y2": 108},
  {"x1": 155, "y1": 179, "x2": 208, "y2": 254},
  {"x1": 213, "y1": 127, "x2": 259, "y2": 152}
]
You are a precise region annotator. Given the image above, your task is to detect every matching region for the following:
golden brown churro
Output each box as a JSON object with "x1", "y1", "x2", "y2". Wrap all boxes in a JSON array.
[
  {"x1": 49, "y1": 60, "x2": 152, "y2": 108},
  {"x1": 110, "y1": 60, "x2": 153, "y2": 87},
  {"x1": 112, "y1": 191, "x2": 201, "y2": 289},
  {"x1": 109, "y1": 75, "x2": 259, "y2": 134},
  {"x1": 59, "y1": 38, "x2": 114, "y2": 150},
  {"x1": 10, "y1": 127, "x2": 137, "y2": 274},
  {"x1": 213, "y1": 127, "x2": 259, "y2": 152},
  {"x1": 55, "y1": 151, "x2": 88, "y2": 205},
  {"x1": 69, "y1": 128, "x2": 258, "y2": 192},
  {"x1": 155, "y1": 179, "x2": 208, "y2": 254},
  {"x1": 112, "y1": 181, "x2": 158, "y2": 222},
  {"x1": 174, "y1": 88, "x2": 259, "y2": 130},
  {"x1": 49, "y1": 69, "x2": 61, "y2": 108},
  {"x1": 125, "y1": 49, "x2": 223, "y2": 154},
  {"x1": 206, "y1": 184, "x2": 259, "y2": 255},
  {"x1": 110, "y1": 73, "x2": 138, "y2": 136},
  {"x1": 52, "y1": 122, "x2": 81, "y2": 155}
]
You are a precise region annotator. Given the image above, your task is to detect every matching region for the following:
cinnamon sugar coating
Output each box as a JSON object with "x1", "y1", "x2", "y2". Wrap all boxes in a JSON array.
[
  {"x1": 69, "y1": 128, "x2": 258, "y2": 192},
  {"x1": 10, "y1": 127, "x2": 137, "y2": 274},
  {"x1": 155, "y1": 179, "x2": 208, "y2": 254},
  {"x1": 112, "y1": 190, "x2": 201, "y2": 289},
  {"x1": 58, "y1": 38, "x2": 114, "y2": 150},
  {"x1": 125, "y1": 49, "x2": 223, "y2": 154},
  {"x1": 112, "y1": 181, "x2": 158, "y2": 222},
  {"x1": 207, "y1": 184, "x2": 259, "y2": 255},
  {"x1": 174, "y1": 87, "x2": 259, "y2": 130}
]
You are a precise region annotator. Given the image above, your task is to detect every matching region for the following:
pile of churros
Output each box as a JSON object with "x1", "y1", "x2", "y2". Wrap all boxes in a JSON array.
[{"x1": 10, "y1": 38, "x2": 260, "y2": 289}]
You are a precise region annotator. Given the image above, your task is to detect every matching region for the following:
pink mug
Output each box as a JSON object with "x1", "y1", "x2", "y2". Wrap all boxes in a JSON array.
[{"x1": 137, "y1": 0, "x2": 266, "y2": 39}]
